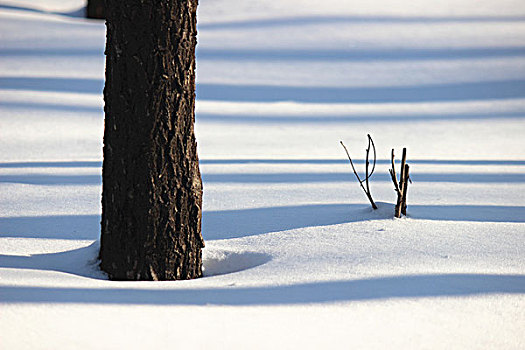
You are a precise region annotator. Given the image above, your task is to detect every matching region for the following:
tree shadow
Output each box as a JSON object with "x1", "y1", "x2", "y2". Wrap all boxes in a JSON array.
[
  {"x1": 0, "y1": 241, "x2": 105, "y2": 279},
  {"x1": 0, "y1": 77, "x2": 103, "y2": 94},
  {"x1": 0, "y1": 273, "x2": 523, "y2": 305},
  {"x1": 2, "y1": 76, "x2": 525, "y2": 103},
  {"x1": 197, "y1": 111, "x2": 524, "y2": 123},
  {"x1": 0, "y1": 161, "x2": 102, "y2": 168},
  {"x1": 197, "y1": 47, "x2": 525, "y2": 62},
  {"x1": 0, "y1": 241, "x2": 271, "y2": 280},
  {"x1": 202, "y1": 172, "x2": 525, "y2": 184},
  {"x1": 0, "y1": 215, "x2": 100, "y2": 240},
  {"x1": 1, "y1": 159, "x2": 524, "y2": 168},
  {"x1": 409, "y1": 205, "x2": 525, "y2": 223},
  {"x1": 203, "y1": 204, "x2": 377, "y2": 240},
  {"x1": 0, "y1": 101, "x2": 102, "y2": 114},
  {"x1": 203, "y1": 203, "x2": 525, "y2": 240},
  {"x1": 0, "y1": 174, "x2": 101, "y2": 185},
  {"x1": 200, "y1": 159, "x2": 525, "y2": 166},
  {"x1": 196, "y1": 80, "x2": 525, "y2": 103},
  {"x1": 199, "y1": 15, "x2": 525, "y2": 30},
  {"x1": 0, "y1": 48, "x2": 104, "y2": 57},
  {"x1": 1, "y1": 203, "x2": 523, "y2": 241},
  {"x1": 2, "y1": 172, "x2": 524, "y2": 186},
  {"x1": 0, "y1": 4, "x2": 86, "y2": 18}
]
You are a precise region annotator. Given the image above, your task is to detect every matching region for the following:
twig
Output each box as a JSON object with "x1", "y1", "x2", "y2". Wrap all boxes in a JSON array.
[
  {"x1": 365, "y1": 137, "x2": 371, "y2": 195},
  {"x1": 389, "y1": 148, "x2": 400, "y2": 193},
  {"x1": 340, "y1": 139, "x2": 378, "y2": 210},
  {"x1": 367, "y1": 134, "x2": 377, "y2": 178},
  {"x1": 401, "y1": 164, "x2": 409, "y2": 215},
  {"x1": 393, "y1": 147, "x2": 409, "y2": 218}
]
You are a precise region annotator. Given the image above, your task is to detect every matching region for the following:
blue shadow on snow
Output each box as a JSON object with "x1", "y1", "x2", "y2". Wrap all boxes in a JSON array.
[
  {"x1": 2, "y1": 172, "x2": 524, "y2": 185},
  {"x1": 198, "y1": 15, "x2": 525, "y2": 30},
  {"x1": 197, "y1": 47, "x2": 525, "y2": 62},
  {"x1": 2, "y1": 76, "x2": 525, "y2": 103},
  {"x1": 1, "y1": 203, "x2": 524, "y2": 241},
  {"x1": 1, "y1": 159, "x2": 524, "y2": 168},
  {"x1": 0, "y1": 274, "x2": 523, "y2": 305}
]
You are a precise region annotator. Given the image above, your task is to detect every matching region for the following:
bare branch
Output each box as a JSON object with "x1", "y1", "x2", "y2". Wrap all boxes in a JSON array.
[
  {"x1": 340, "y1": 140, "x2": 378, "y2": 210},
  {"x1": 365, "y1": 137, "x2": 371, "y2": 195},
  {"x1": 367, "y1": 134, "x2": 377, "y2": 178},
  {"x1": 401, "y1": 164, "x2": 410, "y2": 215},
  {"x1": 390, "y1": 148, "x2": 400, "y2": 192},
  {"x1": 394, "y1": 148, "x2": 409, "y2": 218},
  {"x1": 399, "y1": 148, "x2": 407, "y2": 193},
  {"x1": 340, "y1": 141, "x2": 363, "y2": 184}
]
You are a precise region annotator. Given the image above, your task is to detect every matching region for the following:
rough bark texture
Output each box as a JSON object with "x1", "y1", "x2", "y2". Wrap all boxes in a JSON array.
[
  {"x1": 86, "y1": 0, "x2": 105, "y2": 19},
  {"x1": 99, "y1": 0, "x2": 204, "y2": 281}
]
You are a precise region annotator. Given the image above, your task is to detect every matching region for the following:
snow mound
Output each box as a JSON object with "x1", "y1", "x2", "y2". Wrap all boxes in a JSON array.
[{"x1": 203, "y1": 249, "x2": 271, "y2": 276}]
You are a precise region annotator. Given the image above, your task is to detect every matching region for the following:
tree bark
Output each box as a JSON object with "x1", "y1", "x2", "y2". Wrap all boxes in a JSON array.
[{"x1": 99, "y1": 0, "x2": 204, "y2": 280}]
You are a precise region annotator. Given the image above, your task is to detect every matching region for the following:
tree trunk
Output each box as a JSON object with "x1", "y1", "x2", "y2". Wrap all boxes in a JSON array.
[
  {"x1": 86, "y1": 0, "x2": 105, "y2": 19},
  {"x1": 99, "y1": 0, "x2": 204, "y2": 280}
]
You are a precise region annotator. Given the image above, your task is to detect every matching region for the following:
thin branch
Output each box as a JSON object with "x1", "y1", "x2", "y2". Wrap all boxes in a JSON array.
[
  {"x1": 401, "y1": 164, "x2": 410, "y2": 215},
  {"x1": 390, "y1": 148, "x2": 400, "y2": 193},
  {"x1": 365, "y1": 137, "x2": 371, "y2": 195},
  {"x1": 367, "y1": 134, "x2": 377, "y2": 178},
  {"x1": 399, "y1": 148, "x2": 407, "y2": 193},
  {"x1": 340, "y1": 140, "x2": 378, "y2": 210},
  {"x1": 340, "y1": 141, "x2": 363, "y2": 184}
]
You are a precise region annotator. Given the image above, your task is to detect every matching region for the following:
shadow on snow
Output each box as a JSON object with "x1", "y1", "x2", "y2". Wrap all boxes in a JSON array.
[
  {"x1": 0, "y1": 4, "x2": 87, "y2": 18},
  {"x1": 1, "y1": 203, "x2": 523, "y2": 242},
  {"x1": 2, "y1": 76, "x2": 524, "y2": 103},
  {"x1": 0, "y1": 241, "x2": 271, "y2": 280},
  {"x1": 2, "y1": 159, "x2": 525, "y2": 168},
  {"x1": 1, "y1": 172, "x2": 524, "y2": 185},
  {"x1": 0, "y1": 273, "x2": 523, "y2": 305},
  {"x1": 198, "y1": 15, "x2": 525, "y2": 30}
]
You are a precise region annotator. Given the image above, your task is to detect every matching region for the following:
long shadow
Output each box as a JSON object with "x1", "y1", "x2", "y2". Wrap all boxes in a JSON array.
[
  {"x1": 197, "y1": 111, "x2": 524, "y2": 123},
  {"x1": 0, "y1": 274, "x2": 523, "y2": 305},
  {"x1": 0, "y1": 241, "x2": 271, "y2": 279},
  {"x1": 0, "y1": 4, "x2": 86, "y2": 18},
  {"x1": 200, "y1": 159, "x2": 525, "y2": 166},
  {"x1": 0, "y1": 242, "x2": 105, "y2": 279},
  {"x1": 0, "y1": 214, "x2": 100, "y2": 240},
  {"x1": 2, "y1": 172, "x2": 524, "y2": 186},
  {"x1": 203, "y1": 172, "x2": 525, "y2": 183},
  {"x1": 0, "y1": 101, "x2": 103, "y2": 114},
  {"x1": 3, "y1": 77, "x2": 524, "y2": 103},
  {"x1": 196, "y1": 80, "x2": 525, "y2": 103},
  {"x1": 197, "y1": 47, "x2": 525, "y2": 62},
  {"x1": 409, "y1": 205, "x2": 525, "y2": 223},
  {"x1": 203, "y1": 203, "x2": 525, "y2": 240},
  {"x1": 198, "y1": 15, "x2": 525, "y2": 30},
  {"x1": 5, "y1": 46, "x2": 523, "y2": 61},
  {"x1": 1, "y1": 159, "x2": 524, "y2": 168},
  {"x1": 0, "y1": 161, "x2": 102, "y2": 168},
  {"x1": 2, "y1": 101, "x2": 522, "y2": 121},
  {"x1": 0, "y1": 174, "x2": 101, "y2": 185},
  {"x1": 0, "y1": 77, "x2": 104, "y2": 94},
  {"x1": 203, "y1": 204, "x2": 365, "y2": 240},
  {"x1": 0, "y1": 48, "x2": 104, "y2": 57},
  {"x1": 1, "y1": 203, "x2": 523, "y2": 242}
]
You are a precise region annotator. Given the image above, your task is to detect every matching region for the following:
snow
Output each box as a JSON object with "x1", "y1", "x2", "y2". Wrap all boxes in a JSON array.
[{"x1": 1, "y1": 0, "x2": 524, "y2": 348}]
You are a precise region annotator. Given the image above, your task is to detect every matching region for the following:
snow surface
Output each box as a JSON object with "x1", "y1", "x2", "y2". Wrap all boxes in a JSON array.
[{"x1": 1, "y1": 0, "x2": 525, "y2": 348}]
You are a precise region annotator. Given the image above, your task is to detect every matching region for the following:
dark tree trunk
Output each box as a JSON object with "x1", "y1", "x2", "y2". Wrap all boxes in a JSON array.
[
  {"x1": 99, "y1": 0, "x2": 204, "y2": 281},
  {"x1": 86, "y1": 0, "x2": 105, "y2": 19}
]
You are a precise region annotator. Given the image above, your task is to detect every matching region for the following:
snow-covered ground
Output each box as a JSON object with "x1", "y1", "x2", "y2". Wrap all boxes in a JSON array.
[{"x1": 1, "y1": 0, "x2": 525, "y2": 348}]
